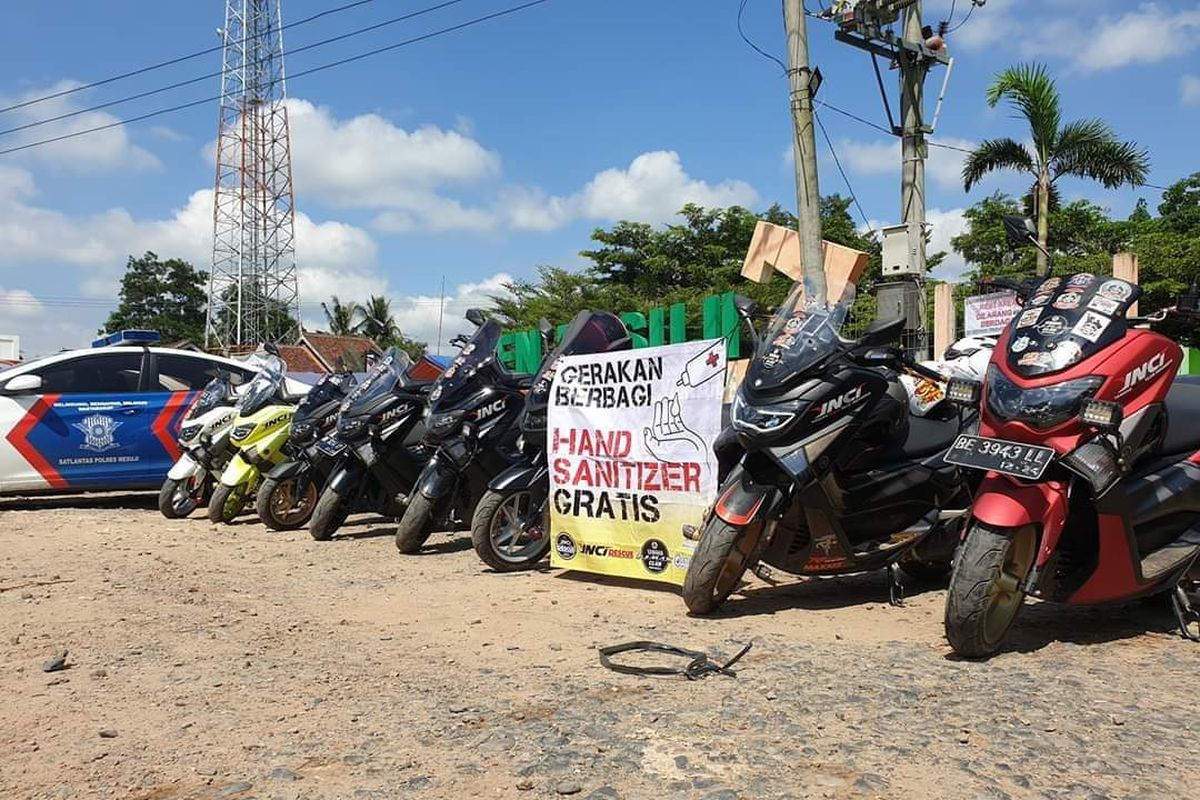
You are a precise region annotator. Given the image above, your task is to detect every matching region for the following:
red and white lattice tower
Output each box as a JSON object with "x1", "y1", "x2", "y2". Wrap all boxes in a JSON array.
[{"x1": 206, "y1": 0, "x2": 301, "y2": 351}]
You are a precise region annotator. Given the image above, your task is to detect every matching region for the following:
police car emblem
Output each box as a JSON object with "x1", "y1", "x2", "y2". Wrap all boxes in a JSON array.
[{"x1": 73, "y1": 414, "x2": 123, "y2": 453}]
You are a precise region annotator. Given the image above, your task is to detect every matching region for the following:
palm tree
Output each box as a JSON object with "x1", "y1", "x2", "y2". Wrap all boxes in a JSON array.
[
  {"x1": 355, "y1": 295, "x2": 402, "y2": 346},
  {"x1": 962, "y1": 63, "x2": 1150, "y2": 276},
  {"x1": 321, "y1": 296, "x2": 360, "y2": 336}
]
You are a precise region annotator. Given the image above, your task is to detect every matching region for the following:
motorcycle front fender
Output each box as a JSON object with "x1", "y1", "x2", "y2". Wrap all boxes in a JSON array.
[
  {"x1": 167, "y1": 452, "x2": 202, "y2": 481},
  {"x1": 418, "y1": 458, "x2": 458, "y2": 501},
  {"x1": 266, "y1": 459, "x2": 307, "y2": 481},
  {"x1": 713, "y1": 463, "x2": 788, "y2": 527},
  {"x1": 218, "y1": 452, "x2": 259, "y2": 489},
  {"x1": 489, "y1": 460, "x2": 546, "y2": 493},
  {"x1": 970, "y1": 475, "x2": 1069, "y2": 569},
  {"x1": 327, "y1": 461, "x2": 364, "y2": 497}
]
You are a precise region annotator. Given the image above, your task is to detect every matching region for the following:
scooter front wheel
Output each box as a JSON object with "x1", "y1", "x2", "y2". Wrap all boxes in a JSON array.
[
  {"x1": 208, "y1": 482, "x2": 249, "y2": 524},
  {"x1": 309, "y1": 486, "x2": 350, "y2": 541},
  {"x1": 944, "y1": 523, "x2": 1038, "y2": 659},
  {"x1": 682, "y1": 515, "x2": 767, "y2": 614},
  {"x1": 158, "y1": 475, "x2": 205, "y2": 519},
  {"x1": 256, "y1": 474, "x2": 318, "y2": 531},
  {"x1": 471, "y1": 487, "x2": 550, "y2": 571},
  {"x1": 395, "y1": 491, "x2": 441, "y2": 554}
]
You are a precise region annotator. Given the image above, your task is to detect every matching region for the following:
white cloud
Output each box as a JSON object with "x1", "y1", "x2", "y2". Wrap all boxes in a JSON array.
[
  {"x1": 1066, "y1": 4, "x2": 1200, "y2": 72},
  {"x1": 389, "y1": 272, "x2": 515, "y2": 352},
  {"x1": 0, "y1": 80, "x2": 159, "y2": 172},
  {"x1": 926, "y1": 207, "x2": 970, "y2": 280},
  {"x1": 1183, "y1": 75, "x2": 1200, "y2": 106},
  {"x1": 504, "y1": 151, "x2": 759, "y2": 230},
  {"x1": 835, "y1": 137, "x2": 975, "y2": 190},
  {"x1": 0, "y1": 286, "x2": 42, "y2": 318}
]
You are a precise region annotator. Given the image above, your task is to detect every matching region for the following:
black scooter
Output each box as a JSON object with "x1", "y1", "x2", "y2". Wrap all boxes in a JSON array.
[
  {"x1": 394, "y1": 309, "x2": 531, "y2": 553},
  {"x1": 307, "y1": 348, "x2": 433, "y2": 541},
  {"x1": 683, "y1": 283, "x2": 970, "y2": 614},
  {"x1": 469, "y1": 310, "x2": 632, "y2": 571},
  {"x1": 255, "y1": 371, "x2": 357, "y2": 531}
]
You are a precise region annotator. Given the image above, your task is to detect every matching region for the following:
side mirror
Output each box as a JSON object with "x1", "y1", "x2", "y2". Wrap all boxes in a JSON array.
[
  {"x1": 264, "y1": 341, "x2": 280, "y2": 356},
  {"x1": 1176, "y1": 291, "x2": 1200, "y2": 316},
  {"x1": 854, "y1": 347, "x2": 898, "y2": 367},
  {"x1": 465, "y1": 308, "x2": 486, "y2": 327},
  {"x1": 858, "y1": 317, "x2": 904, "y2": 347},
  {"x1": 1002, "y1": 215, "x2": 1037, "y2": 248},
  {"x1": 733, "y1": 293, "x2": 760, "y2": 319},
  {"x1": 537, "y1": 317, "x2": 553, "y2": 347},
  {"x1": 2, "y1": 373, "x2": 43, "y2": 394}
]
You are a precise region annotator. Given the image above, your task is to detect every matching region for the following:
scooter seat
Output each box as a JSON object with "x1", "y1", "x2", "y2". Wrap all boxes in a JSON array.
[
  {"x1": 902, "y1": 415, "x2": 959, "y2": 458},
  {"x1": 1162, "y1": 382, "x2": 1200, "y2": 455}
]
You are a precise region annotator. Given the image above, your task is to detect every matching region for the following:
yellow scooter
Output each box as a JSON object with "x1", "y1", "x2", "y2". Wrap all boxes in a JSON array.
[{"x1": 207, "y1": 350, "x2": 302, "y2": 523}]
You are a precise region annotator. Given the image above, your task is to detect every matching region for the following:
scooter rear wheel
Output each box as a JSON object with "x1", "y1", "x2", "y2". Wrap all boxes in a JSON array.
[
  {"x1": 682, "y1": 515, "x2": 766, "y2": 614},
  {"x1": 944, "y1": 523, "x2": 1037, "y2": 659},
  {"x1": 471, "y1": 487, "x2": 550, "y2": 571}
]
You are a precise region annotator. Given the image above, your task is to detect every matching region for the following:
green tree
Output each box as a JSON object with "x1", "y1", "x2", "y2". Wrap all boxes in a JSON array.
[
  {"x1": 102, "y1": 252, "x2": 208, "y2": 343},
  {"x1": 962, "y1": 63, "x2": 1150, "y2": 277},
  {"x1": 322, "y1": 296, "x2": 360, "y2": 335},
  {"x1": 354, "y1": 294, "x2": 426, "y2": 359}
]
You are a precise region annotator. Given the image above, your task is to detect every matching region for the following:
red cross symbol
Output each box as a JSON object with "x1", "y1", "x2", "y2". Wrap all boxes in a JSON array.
[{"x1": 705, "y1": 351, "x2": 719, "y2": 367}]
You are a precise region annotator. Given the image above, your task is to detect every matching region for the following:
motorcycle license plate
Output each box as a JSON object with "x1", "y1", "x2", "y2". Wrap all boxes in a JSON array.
[
  {"x1": 315, "y1": 436, "x2": 347, "y2": 458},
  {"x1": 944, "y1": 434, "x2": 1054, "y2": 480}
]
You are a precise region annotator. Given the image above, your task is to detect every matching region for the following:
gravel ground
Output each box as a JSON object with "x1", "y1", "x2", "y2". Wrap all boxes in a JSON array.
[{"x1": 1, "y1": 494, "x2": 1197, "y2": 800}]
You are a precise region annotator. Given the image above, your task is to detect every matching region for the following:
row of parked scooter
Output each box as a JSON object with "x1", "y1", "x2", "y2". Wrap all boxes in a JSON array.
[
  {"x1": 159, "y1": 309, "x2": 632, "y2": 574},
  {"x1": 159, "y1": 216, "x2": 1200, "y2": 660}
]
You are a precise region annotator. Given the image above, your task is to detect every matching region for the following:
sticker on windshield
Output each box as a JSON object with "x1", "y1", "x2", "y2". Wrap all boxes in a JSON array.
[
  {"x1": 1010, "y1": 335, "x2": 1032, "y2": 353},
  {"x1": 1067, "y1": 273, "x2": 1095, "y2": 288},
  {"x1": 1072, "y1": 311, "x2": 1109, "y2": 342},
  {"x1": 1038, "y1": 277, "x2": 1062, "y2": 292},
  {"x1": 1097, "y1": 280, "x2": 1133, "y2": 302},
  {"x1": 1018, "y1": 351, "x2": 1052, "y2": 367},
  {"x1": 1015, "y1": 308, "x2": 1042, "y2": 328},
  {"x1": 1087, "y1": 295, "x2": 1120, "y2": 315},
  {"x1": 1035, "y1": 315, "x2": 1069, "y2": 337},
  {"x1": 1053, "y1": 292, "x2": 1083, "y2": 310},
  {"x1": 1028, "y1": 292, "x2": 1053, "y2": 307},
  {"x1": 773, "y1": 333, "x2": 795, "y2": 348},
  {"x1": 1056, "y1": 341, "x2": 1084, "y2": 366},
  {"x1": 762, "y1": 349, "x2": 783, "y2": 370},
  {"x1": 784, "y1": 316, "x2": 804, "y2": 334}
]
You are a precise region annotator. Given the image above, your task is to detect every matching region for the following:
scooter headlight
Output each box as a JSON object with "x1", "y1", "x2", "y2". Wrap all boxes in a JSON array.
[
  {"x1": 231, "y1": 423, "x2": 256, "y2": 442},
  {"x1": 731, "y1": 393, "x2": 801, "y2": 435},
  {"x1": 179, "y1": 423, "x2": 202, "y2": 443},
  {"x1": 984, "y1": 365, "x2": 1103, "y2": 430},
  {"x1": 429, "y1": 410, "x2": 466, "y2": 437}
]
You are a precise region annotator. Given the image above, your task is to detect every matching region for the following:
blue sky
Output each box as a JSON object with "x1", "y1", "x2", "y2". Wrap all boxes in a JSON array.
[{"x1": 1, "y1": 0, "x2": 1197, "y2": 356}]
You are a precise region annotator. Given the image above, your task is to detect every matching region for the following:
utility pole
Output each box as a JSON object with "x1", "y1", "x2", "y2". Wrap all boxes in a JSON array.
[
  {"x1": 899, "y1": 2, "x2": 927, "y2": 278},
  {"x1": 784, "y1": 0, "x2": 828, "y2": 307}
]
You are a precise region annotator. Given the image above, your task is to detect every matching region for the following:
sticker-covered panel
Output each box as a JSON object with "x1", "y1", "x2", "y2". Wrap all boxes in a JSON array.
[{"x1": 1004, "y1": 274, "x2": 1141, "y2": 377}]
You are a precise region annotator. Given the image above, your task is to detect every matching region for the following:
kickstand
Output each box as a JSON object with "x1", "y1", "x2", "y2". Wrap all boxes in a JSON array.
[
  {"x1": 1171, "y1": 585, "x2": 1200, "y2": 641},
  {"x1": 887, "y1": 563, "x2": 906, "y2": 607},
  {"x1": 752, "y1": 563, "x2": 780, "y2": 585}
]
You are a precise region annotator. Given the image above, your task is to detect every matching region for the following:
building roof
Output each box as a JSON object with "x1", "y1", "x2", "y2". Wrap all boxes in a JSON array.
[
  {"x1": 276, "y1": 344, "x2": 325, "y2": 374},
  {"x1": 301, "y1": 331, "x2": 381, "y2": 373}
]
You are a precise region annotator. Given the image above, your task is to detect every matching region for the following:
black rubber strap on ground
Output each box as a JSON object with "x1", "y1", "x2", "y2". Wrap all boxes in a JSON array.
[{"x1": 597, "y1": 640, "x2": 752, "y2": 680}]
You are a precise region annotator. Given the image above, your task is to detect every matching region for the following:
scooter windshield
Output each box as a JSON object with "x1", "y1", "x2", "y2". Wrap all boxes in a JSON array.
[
  {"x1": 529, "y1": 311, "x2": 630, "y2": 411},
  {"x1": 429, "y1": 320, "x2": 505, "y2": 410},
  {"x1": 340, "y1": 348, "x2": 412, "y2": 416},
  {"x1": 745, "y1": 282, "x2": 857, "y2": 395},
  {"x1": 185, "y1": 376, "x2": 232, "y2": 421},
  {"x1": 238, "y1": 354, "x2": 286, "y2": 416},
  {"x1": 296, "y1": 372, "x2": 355, "y2": 423},
  {"x1": 1004, "y1": 273, "x2": 1142, "y2": 377}
]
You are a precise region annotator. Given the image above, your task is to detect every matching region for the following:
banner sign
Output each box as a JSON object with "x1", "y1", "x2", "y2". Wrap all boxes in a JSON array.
[
  {"x1": 548, "y1": 339, "x2": 726, "y2": 585},
  {"x1": 964, "y1": 291, "x2": 1020, "y2": 337}
]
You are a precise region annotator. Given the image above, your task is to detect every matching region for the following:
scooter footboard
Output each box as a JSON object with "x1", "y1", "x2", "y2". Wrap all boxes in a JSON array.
[{"x1": 970, "y1": 476, "x2": 1068, "y2": 569}]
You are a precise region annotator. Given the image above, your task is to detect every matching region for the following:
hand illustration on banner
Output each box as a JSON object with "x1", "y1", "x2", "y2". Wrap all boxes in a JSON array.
[{"x1": 643, "y1": 393, "x2": 710, "y2": 472}]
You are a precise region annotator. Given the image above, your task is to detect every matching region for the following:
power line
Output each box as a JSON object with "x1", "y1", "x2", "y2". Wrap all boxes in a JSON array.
[
  {"x1": 0, "y1": 0, "x2": 376, "y2": 116},
  {"x1": 737, "y1": 0, "x2": 786, "y2": 74},
  {"x1": 814, "y1": 111, "x2": 875, "y2": 234},
  {"x1": 0, "y1": 0, "x2": 556, "y2": 158},
  {"x1": 0, "y1": 0, "x2": 472, "y2": 139},
  {"x1": 815, "y1": 99, "x2": 893, "y2": 136},
  {"x1": 945, "y1": 2, "x2": 975, "y2": 34}
]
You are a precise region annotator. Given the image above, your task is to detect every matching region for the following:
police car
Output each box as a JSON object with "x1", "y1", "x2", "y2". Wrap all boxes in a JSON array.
[{"x1": 0, "y1": 331, "x2": 270, "y2": 495}]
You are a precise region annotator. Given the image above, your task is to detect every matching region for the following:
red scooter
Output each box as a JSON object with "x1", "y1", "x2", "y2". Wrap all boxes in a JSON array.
[{"x1": 941, "y1": 216, "x2": 1200, "y2": 658}]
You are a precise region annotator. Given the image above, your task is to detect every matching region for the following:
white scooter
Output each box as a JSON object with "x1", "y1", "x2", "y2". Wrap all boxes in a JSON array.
[
  {"x1": 158, "y1": 372, "x2": 241, "y2": 518},
  {"x1": 900, "y1": 335, "x2": 996, "y2": 417}
]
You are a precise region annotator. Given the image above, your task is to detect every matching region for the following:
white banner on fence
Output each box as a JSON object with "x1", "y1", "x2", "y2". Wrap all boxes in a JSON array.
[
  {"x1": 547, "y1": 338, "x2": 726, "y2": 585},
  {"x1": 964, "y1": 291, "x2": 1020, "y2": 337}
]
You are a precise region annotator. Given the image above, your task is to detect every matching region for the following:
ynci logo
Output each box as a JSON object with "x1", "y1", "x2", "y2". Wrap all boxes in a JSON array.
[{"x1": 812, "y1": 383, "x2": 869, "y2": 422}]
